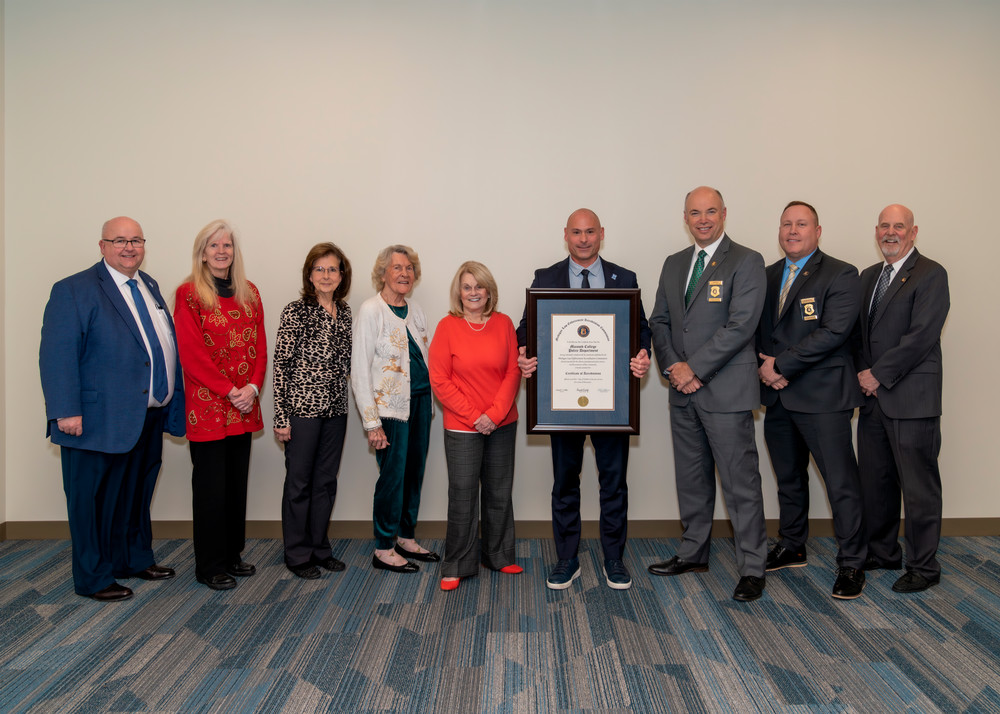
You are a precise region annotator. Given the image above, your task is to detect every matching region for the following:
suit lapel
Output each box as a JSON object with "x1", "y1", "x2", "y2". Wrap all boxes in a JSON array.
[
  {"x1": 675, "y1": 246, "x2": 695, "y2": 307},
  {"x1": 601, "y1": 259, "x2": 618, "y2": 287},
  {"x1": 554, "y1": 258, "x2": 572, "y2": 288},
  {"x1": 97, "y1": 262, "x2": 146, "y2": 348}
]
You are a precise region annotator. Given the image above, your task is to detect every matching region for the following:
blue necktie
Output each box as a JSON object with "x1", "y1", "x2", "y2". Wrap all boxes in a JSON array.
[{"x1": 127, "y1": 278, "x2": 169, "y2": 402}]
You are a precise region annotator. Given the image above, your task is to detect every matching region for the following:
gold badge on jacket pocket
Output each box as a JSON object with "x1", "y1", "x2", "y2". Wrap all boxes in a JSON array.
[
  {"x1": 800, "y1": 297, "x2": 817, "y2": 321},
  {"x1": 708, "y1": 281, "x2": 723, "y2": 302}
]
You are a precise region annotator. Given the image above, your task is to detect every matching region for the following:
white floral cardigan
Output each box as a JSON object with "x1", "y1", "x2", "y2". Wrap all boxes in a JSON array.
[{"x1": 350, "y1": 293, "x2": 431, "y2": 430}]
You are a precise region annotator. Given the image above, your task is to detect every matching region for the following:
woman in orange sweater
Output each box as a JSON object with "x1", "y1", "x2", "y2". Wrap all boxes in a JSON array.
[{"x1": 428, "y1": 261, "x2": 522, "y2": 591}]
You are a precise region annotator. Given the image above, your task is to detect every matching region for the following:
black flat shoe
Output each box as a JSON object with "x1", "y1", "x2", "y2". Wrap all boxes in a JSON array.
[
  {"x1": 394, "y1": 543, "x2": 440, "y2": 562},
  {"x1": 372, "y1": 554, "x2": 419, "y2": 573},
  {"x1": 288, "y1": 563, "x2": 322, "y2": 579},
  {"x1": 226, "y1": 560, "x2": 256, "y2": 577},
  {"x1": 197, "y1": 573, "x2": 237, "y2": 591},
  {"x1": 314, "y1": 556, "x2": 346, "y2": 572}
]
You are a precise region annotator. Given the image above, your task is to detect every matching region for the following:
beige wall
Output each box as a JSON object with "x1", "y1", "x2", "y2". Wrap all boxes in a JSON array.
[{"x1": 4, "y1": 1, "x2": 997, "y2": 528}]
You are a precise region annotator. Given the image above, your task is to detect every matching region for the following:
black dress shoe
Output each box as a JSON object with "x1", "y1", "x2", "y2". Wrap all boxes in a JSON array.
[
  {"x1": 88, "y1": 583, "x2": 133, "y2": 602},
  {"x1": 892, "y1": 571, "x2": 940, "y2": 593},
  {"x1": 394, "y1": 544, "x2": 440, "y2": 562},
  {"x1": 648, "y1": 555, "x2": 709, "y2": 577},
  {"x1": 226, "y1": 560, "x2": 256, "y2": 577},
  {"x1": 832, "y1": 567, "x2": 866, "y2": 599},
  {"x1": 864, "y1": 555, "x2": 902, "y2": 571},
  {"x1": 765, "y1": 545, "x2": 807, "y2": 572},
  {"x1": 733, "y1": 575, "x2": 766, "y2": 602},
  {"x1": 197, "y1": 573, "x2": 237, "y2": 590},
  {"x1": 288, "y1": 563, "x2": 322, "y2": 579},
  {"x1": 314, "y1": 556, "x2": 346, "y2": 572},
  {"x1": 372, "y1": 554, "x2": 419, "y2": 573},
  {"x1": 134, "y1": 564, "x2": 176, "y2": 580}
]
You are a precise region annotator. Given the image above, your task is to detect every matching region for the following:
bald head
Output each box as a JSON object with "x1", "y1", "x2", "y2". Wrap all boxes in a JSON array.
[
  {"x1": 99, "y1": 216, "x2": 145, "y2": 277},
  {"x1": 102, "y1": 216, "x2": 143, "y2": 241},
  {"x1": 564, "y1": 208, "x2": 604, "y2": 267},
  {"x1": 875, "y1": 204, "x2": 918, "y2": 265}
]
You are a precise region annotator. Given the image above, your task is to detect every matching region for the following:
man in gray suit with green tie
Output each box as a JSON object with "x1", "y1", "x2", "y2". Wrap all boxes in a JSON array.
[{"x1": 647, "y1": 186, "x2": 769, "y2": 602}]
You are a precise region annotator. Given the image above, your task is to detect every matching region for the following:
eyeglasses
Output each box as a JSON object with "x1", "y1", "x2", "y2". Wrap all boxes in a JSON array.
[
  {"x1": 312, "y1": 266, "x2": 340, "y2": 275},
  {"x1": 102, "y1": 238, "x2": 146, "y2": 248}
]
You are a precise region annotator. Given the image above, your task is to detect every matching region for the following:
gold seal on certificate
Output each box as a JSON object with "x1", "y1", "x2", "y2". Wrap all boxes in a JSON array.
[{"x1": 551, "y1": 314, "x2": 615, "y2": 411}]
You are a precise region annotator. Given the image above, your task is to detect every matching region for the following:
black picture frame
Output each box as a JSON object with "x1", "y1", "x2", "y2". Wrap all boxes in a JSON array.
[{"x1": 526, "y1": 288, "x2": 640, "y2": 434}]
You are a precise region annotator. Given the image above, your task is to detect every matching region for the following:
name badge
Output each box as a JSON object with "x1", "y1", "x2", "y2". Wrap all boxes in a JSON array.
[
  {"x1": 800, "y1": 297, "x2": 817, "y2": 321},
  {"x1": 708, "y1": 280, "x2": 723, "y2": 302}
]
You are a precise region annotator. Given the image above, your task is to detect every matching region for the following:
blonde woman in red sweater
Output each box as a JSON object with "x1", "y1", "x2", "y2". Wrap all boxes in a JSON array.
[
  {"x1": 428, "y1": 261, "x2": 523, "y2": 592},
  {"x1": 175, "y1": 220, "x2": 266, "y2": 591}
]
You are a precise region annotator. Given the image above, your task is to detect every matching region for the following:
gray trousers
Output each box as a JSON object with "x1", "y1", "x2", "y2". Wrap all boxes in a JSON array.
[
  {"x1": 441, "y1": 422, "x2": 517, "y2": 577},
  {"x1": 670, "y1": 402, "x2": 767, "y2": 577}
]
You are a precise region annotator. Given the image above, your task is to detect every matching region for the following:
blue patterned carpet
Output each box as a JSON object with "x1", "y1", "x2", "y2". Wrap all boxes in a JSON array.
[{"x1": 2, "y1": 536, "x2": 1000, "y2": 713}]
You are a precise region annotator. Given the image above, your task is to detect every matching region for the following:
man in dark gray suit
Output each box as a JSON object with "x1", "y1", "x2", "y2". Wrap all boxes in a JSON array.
[
  {"x1": 855, "y1": 204, "x2": 949, "y2": 593},
  {"x1": 756, "y1": 201, "x2": 867, "y2": 599},
  {"x1": 648, "y1": 186, "x2": 768, "y2": 602}
]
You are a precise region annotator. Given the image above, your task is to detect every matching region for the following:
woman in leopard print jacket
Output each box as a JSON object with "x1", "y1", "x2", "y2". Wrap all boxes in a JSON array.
[{"x1": 272, "y1": 243, "x2": 353, "y2": 580}]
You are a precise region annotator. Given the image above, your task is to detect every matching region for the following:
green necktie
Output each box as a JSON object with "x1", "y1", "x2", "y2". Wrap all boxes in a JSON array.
[{"x1": 685, "y1": 250, "x2": 707, "y2": 306}]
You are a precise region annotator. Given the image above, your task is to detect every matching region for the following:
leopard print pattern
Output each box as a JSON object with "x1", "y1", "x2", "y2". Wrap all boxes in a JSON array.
[{"x1": 272, "y1": 298, "x2": 352, "y2": 430}]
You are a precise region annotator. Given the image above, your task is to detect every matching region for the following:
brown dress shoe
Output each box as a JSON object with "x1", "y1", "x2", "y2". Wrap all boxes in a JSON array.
[{"x1": 88, "y1": 583, "x2": 134, "y2": 602}]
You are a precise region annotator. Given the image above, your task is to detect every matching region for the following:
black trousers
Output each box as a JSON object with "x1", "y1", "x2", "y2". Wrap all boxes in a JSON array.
[
  {"x1": 281, "y1": 414, "x2": 347, "y2": 567},
  {"x1": 763, "y1": 402, "x2": 866, "y2": 568},
  {"x1": 190, "y1": 433, "x2": 252, "y2": 579}
]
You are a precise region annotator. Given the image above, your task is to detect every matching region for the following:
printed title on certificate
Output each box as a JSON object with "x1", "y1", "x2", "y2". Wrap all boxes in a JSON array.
[{"x1": 550, "y1": 313, "x2": 615, "y2": 410}]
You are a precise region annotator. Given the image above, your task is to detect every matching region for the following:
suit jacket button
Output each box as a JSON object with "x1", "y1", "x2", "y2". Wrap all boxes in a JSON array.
[{"x1": 142, "y1": 389, "x2": 149, "y2": 394}]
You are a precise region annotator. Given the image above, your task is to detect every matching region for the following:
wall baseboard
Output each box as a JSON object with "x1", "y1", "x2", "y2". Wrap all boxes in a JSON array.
[{"x1": 4, "y1": 518, "x2": 1000, "y2": 540}]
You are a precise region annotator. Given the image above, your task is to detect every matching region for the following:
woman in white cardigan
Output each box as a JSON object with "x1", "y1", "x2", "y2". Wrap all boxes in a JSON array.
[{"x1": 351, "y1": 245, "x2": 439, "y2": 573}]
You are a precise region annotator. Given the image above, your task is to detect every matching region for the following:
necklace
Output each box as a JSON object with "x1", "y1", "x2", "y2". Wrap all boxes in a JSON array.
[{"x1": 464, "y1": 315, "x2": 488, "y2": 332}]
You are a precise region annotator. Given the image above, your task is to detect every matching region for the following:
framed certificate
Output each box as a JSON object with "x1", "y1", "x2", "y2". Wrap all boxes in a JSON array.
[{"x1": 526, "y1": 288, "x2": 640, "y2": 434}]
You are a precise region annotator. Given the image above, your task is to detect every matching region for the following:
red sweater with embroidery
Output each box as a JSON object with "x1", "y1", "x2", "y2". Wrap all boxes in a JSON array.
[{"x1": 174, "y1": 281, "x2": 267, "y2": 442}]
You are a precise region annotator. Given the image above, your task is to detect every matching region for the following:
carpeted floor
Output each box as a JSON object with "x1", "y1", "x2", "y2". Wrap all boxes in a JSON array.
[{"x1": 2, "y1": 536, "x2": 1000, "y2": 713}]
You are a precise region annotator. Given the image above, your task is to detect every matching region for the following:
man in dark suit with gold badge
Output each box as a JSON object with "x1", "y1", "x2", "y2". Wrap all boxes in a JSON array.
[
  {"x1": 855, "y1": 204, "x2": 949, "y2": 593},
  {"x1": 757, "y1": 201, "x2": 867, "y2": 599}
]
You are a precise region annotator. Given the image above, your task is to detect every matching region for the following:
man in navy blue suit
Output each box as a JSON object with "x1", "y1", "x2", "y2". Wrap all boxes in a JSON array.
[
  {"x1": 40, "y1": 216, "x2": 186, "y2": 601},
  {"x1": 516, "y1": 208, "x2": 651, "y2": 591}
]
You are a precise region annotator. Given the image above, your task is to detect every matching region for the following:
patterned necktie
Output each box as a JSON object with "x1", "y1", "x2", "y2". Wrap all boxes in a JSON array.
[
  {"x1": 127, "y1": 278, "x2": 169, "y2": 402},
  {"x1": 580, "y1": 269, "x2": 591, "y2": 288},
  {"x1": 685, "y1": 250, "x2": 707, "y2": 306},
  {"x1": 777, "y1": 264, "x2": 798, "y2": 314},
  {"x1": 867, "y1": 264, "x2": 894, "y2": 335}
]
